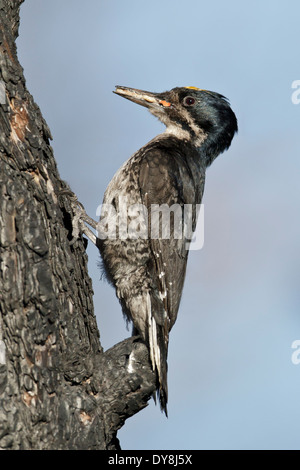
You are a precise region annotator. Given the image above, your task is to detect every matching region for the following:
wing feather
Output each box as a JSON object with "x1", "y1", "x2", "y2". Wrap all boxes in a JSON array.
[{"x1": 139, "y1": 147, "x2": 197, "y2": 330}]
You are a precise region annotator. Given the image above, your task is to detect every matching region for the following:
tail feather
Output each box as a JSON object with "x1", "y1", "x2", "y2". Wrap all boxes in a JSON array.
[{"x1": 146, "y1": 292, "x2": 169, "y2": 416}]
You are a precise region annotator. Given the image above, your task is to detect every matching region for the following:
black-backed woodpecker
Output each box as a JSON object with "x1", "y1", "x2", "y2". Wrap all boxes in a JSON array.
[{"x1": 78, "y1": 86, "x2": 237, "y2": 415}]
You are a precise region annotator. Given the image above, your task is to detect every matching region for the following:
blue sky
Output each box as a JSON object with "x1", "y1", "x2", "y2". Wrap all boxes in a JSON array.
[{"x1": 17, "y1": 0, "x2": 300, "y2": 449}]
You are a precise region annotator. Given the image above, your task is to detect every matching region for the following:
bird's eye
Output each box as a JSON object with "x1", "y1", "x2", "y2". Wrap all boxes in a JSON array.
[{"x1": 183, "y1": 96, "x2": 196, "y2": 106}]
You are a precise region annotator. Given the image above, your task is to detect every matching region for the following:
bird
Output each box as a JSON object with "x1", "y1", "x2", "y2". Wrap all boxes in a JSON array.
[{"x1": 76, "y1": 86, "x2": 237, "y2": 415}]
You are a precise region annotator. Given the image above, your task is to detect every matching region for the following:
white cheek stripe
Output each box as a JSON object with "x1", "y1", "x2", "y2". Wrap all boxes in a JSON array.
[{"x1": 149, "y1": 104, "x2": 207, "y2": 147}]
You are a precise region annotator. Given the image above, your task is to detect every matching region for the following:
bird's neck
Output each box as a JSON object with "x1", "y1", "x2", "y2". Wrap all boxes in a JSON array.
[
  {"x1": 198, "y1": 127, "x2": 234, "y2": 167},
  {"x1": 157, "y1": 128, "x2": 220, "y2": 168},
  {"x1": 163, "y1": 121, "x2": 208, "y2": 150}
]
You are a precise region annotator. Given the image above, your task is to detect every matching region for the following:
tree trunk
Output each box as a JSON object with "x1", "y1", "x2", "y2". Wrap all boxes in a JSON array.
[{"x1": 0, "y1": 0, "x2": 155, "y2": 450}]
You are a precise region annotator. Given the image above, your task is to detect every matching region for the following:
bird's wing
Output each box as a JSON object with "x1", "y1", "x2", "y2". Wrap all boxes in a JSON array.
[{"x1": 139, "y1": 146, "x2": 196, "y2": 330}]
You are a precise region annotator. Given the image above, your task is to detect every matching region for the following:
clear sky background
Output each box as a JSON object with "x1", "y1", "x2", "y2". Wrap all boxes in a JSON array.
[{"x1": 17, "y1": 0, "x2": 300, "y2": 450}]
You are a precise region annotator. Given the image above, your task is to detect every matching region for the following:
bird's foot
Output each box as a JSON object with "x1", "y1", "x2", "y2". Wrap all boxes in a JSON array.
[{"x1": 58, "y1": 189, "x2": 98, "y2": 246}]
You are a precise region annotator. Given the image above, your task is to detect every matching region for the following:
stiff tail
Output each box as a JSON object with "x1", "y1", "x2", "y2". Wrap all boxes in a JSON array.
[{"x1": 146, "y1": 292, "x2": 169, "y2": 416}]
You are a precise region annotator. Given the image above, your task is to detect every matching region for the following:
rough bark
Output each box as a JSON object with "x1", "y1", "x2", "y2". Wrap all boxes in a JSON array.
[{"x1": 0, "y1": 0, "x2": 156, "y2": 450}]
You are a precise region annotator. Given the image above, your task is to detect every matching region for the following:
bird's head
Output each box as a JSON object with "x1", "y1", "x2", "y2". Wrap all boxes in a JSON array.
[{"x1": 114, "y1": 86, "x2": 238, "y2": 166}]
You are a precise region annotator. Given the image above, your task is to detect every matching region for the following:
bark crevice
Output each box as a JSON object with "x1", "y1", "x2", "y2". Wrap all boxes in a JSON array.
[{"x1": 0, "y1": 0, "x2": 156, "y2": 450}]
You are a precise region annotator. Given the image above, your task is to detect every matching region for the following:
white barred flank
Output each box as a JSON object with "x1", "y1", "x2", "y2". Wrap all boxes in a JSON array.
[{"x1": 159, "y1": 290, "x2": 167, "y2": 301}]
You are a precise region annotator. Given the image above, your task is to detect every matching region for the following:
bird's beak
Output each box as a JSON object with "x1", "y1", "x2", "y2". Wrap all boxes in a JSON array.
[{"x1": 114, "y1": 86, "x2": 172, "y2": 109}]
